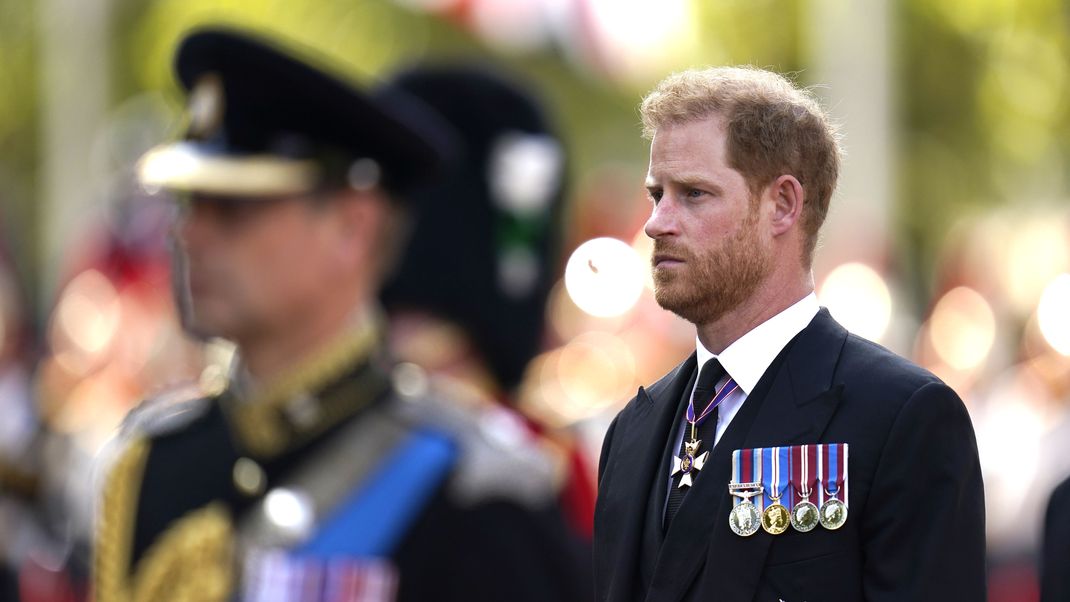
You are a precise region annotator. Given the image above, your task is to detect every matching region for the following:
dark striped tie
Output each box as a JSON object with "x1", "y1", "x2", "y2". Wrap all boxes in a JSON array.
[{"x1": 664, "y1": 358, "x2": 726, "y2": 529}]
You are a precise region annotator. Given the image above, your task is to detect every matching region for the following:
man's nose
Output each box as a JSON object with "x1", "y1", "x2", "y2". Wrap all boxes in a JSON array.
[{"x1": 644, "y1": 198, "x2": 679, "y2": 240}]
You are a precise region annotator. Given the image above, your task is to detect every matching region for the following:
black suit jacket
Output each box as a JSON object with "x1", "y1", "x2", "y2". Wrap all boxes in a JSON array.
[
  {"x1": 594, "y1": 309, "x2": 986, "y2": 602},
  {"x1": 1042, "y1": 475, "x2": 1070, "y2": 602}
]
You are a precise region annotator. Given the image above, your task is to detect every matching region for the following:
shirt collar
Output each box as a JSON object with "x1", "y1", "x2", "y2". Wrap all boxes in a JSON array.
[{"x1": 695, "y1": 292, "x2": 820, "y2": 394}]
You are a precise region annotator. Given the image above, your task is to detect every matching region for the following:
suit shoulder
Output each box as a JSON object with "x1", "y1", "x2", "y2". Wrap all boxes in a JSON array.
[
  {"x1": 392, "y1": 370, "x2": 559, "y2": 510},
  {"x1": 838, "y1": 333, "x2": 944, "y2": 393},
  {"x1": 1048, "y1": 475, "x2": 1070, "y2": 515},
  {"x1": 833, "y1": 334, "x2": 971, "y2": 437}
]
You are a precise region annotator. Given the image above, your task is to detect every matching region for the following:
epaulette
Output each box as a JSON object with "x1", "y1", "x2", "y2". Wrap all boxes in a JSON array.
[
  {"x1": 390, "y1": 363, "x2": 559, "y2": 509},
  {"x1": 119, "y1": 383, "x2": 214, "y2": 440}
]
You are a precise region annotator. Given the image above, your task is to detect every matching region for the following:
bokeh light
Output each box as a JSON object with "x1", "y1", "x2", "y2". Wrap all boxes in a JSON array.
[
  {"x1": 1037, "y1": 273, "x2": 1070, "y2": 355},
  {"x1": 818, "y1": 262, "x2": 893, "y2": 343},
  {"x1": 49, "y1": 270, "x2": 121, "y2": 376},
  {"x1": 540, "y1": 331, "x2": 636, "y2": 422},
  {"x1": 929, "y1": 286, "x2": 997, "y2": 372},
  {"x1": 470, "y1": 0, "x2": 552, "y2": 53},
  {"x1": 564, "y1": 237, "x2": 645, "y2": 318},
  {"x1": 585, "y1": 0, "x2": 696, "y2": 79},
  {"x1": 1001, "y1": 219, "x2": 1069, "y2": 314}
]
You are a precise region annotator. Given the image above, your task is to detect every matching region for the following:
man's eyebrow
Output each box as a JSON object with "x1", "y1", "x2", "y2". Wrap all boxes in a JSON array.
[{"x1": 646, "y1": 174, "x2": 724, "y2": 195}]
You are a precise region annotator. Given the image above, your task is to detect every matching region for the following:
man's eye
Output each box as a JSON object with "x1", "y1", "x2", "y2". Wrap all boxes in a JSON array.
[
  {"x1": 686, "y1": 188, "x2": 705, "y2": 198},
  {"x1": 648, "y1": 190, "x2": 663, "y2": 204}
]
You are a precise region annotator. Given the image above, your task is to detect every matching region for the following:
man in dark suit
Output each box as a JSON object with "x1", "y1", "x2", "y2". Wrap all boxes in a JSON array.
[
  {"x1": 593, "y1": 66, "x2": 986, "y2": 601},
  {"x1": 1042, "y1": 475, "x2": 1070, "y2": 602},
  {"x1": 93, "y1": 28, "x2": 586, "y2": 602}
]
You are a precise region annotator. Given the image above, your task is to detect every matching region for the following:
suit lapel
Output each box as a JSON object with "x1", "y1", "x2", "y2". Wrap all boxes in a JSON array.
[
  {"x1": 600, "y1": 353, "x2": 696, "y2": 602},
  {"x1": 645, "y1": 309, "x2": 849, "y2": 602},
  {"x1": 639, "y1": 365, "x2": 698, "y2": 580}
]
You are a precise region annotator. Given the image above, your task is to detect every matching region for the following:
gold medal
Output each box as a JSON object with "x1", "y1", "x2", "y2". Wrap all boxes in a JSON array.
[
  {"x1": 761, "y1": 502, "x2": 790, "y2": 535},
  {"x1": 728, "y1": 483, "x2": 763, "y2": 537},
  {"x1": 790, "y1": 486, "x2": 820, "y2": 533},
  {"x1": 761, "y1": 448, "x2": 789, "y2": 535},
  {"x1": 819, "y1": 484, "x2": 848, "y2": 530}
]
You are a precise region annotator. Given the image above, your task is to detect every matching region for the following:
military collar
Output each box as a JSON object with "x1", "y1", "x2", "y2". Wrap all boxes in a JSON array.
[{"x1": 220, "y1": 315, "x2": 391, "y2": 459}]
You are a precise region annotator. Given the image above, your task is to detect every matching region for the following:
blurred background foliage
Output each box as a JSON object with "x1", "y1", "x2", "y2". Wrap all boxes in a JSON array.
[
  {"x1": 0, "y1": 0, "x2": 1063, "y2": 317},
  {"x1": 898, "y1": 0, "x2": 1070, "y2": 297}
]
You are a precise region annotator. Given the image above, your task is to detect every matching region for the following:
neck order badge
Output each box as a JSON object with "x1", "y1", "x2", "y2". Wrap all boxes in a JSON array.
[
  {"x1": 671, "y1": 378, "x2": 738, "y2": 489},
  {"x1": 729, "y1": 444, "x2": 849, "y2": 537}
]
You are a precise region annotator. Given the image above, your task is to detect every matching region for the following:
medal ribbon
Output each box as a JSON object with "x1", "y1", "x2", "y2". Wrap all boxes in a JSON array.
[
  {"x1": 819, "y1": 444, "x2": 829, "y2": 506},
  {"x1": 685, "y1": 377, "x2": 738, "y2": 427},
  {"x1": 790, "y1": 445, "x2": 820, "y2": 504},
  {"x1": 731, "y1": 449, "x2": 741, "y2": 507},
  {"x1": 842, "y1": 444, "x2": 849, "y2": 505},
  {"x1": 732, "y1": 448, "x2": 764, "y2": 508},
  {"x1": 751, "y1": 447, "x2": 762, "y2": 509},
  {"x1": 807, "y1": 444, "x2": 819, "y2": 500},
  {"x1": 826, "y1": 443, "x2": 848, "y2": 505},
  {"x1": 762, "y1": 446, "x2": 789, "y2": 510},
  {"x1": 739, "y1": 444, "x2": 850, "y2": 510}
]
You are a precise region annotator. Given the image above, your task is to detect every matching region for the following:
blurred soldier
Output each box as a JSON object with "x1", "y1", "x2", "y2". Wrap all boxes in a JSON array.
[
  {"x1": 377, "y1": 64, "x2": 596, "y2": 541},
  {"x1": 0, "y1": 250, "x2": 40, "y2": 600},
  {"x1": 93, "y1": 28, "x2": 586, "y2": 602}
]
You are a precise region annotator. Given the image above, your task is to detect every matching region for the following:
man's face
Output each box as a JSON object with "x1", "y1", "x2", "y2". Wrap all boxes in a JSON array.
[
  {"x1": 173, "y1": 193, "x2": 340, "y2": 342},
  {"x1": 643, "y1": 116, "x2": 772, "y2": 326}
]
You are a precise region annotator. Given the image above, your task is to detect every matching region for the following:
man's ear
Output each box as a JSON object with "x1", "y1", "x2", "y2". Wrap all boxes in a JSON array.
[
  {"x1": 767, "y1": 174, "x2": 804, "y2": 237},
  {"x1": 329, "y1": 187, "x2": 387, "y2": 268}
]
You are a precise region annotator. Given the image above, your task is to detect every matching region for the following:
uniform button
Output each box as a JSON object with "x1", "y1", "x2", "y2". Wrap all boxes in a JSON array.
[
  {"x1": 233, "y1": 457, "x2": 267, "y2": 497},
  {"x1": 263, "y1": 488, "x2": 316, "y2": 543}
]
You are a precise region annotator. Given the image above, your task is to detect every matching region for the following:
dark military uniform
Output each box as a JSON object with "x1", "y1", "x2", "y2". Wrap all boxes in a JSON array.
[
  {"x1": 96, "y1": 323, "x2": 587, "y2": 602},
  {"x1": 93, "y1": 27, "x2": 587, "y2": 602},
  {"x1": 378, "y1": 65, "x2": 567, "y2": 393},
  {"x1": 376, "y1": 65, "x2": 597, "y2": 541}
]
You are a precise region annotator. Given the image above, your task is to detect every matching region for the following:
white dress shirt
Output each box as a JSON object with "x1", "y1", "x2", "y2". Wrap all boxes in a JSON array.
[{"x1": 665, "y1": 292, "x2": 821, "y2": 505}]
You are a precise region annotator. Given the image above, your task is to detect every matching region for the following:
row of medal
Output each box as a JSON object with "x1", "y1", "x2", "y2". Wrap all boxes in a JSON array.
[{"x1": 727, "y1": 443, "x2": 849, "y2": 537}]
